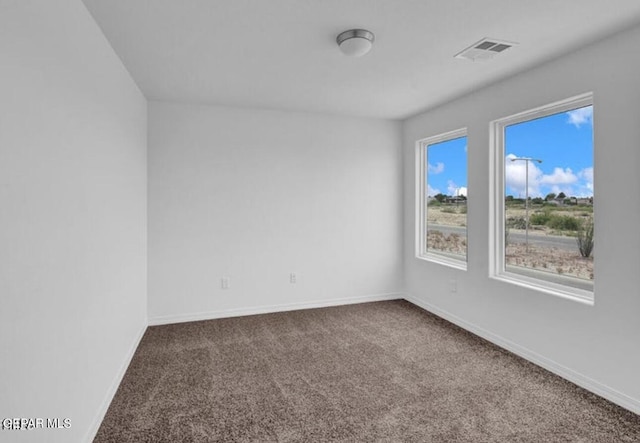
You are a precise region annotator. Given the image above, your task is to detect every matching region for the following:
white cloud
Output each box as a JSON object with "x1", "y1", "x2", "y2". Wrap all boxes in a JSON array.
[
  {"x1": 427, "y1": 184, "x2": 440, "y2": 197},
  {"x1": 446, "y1": 180, "x2": 467, "y2": 197},
  {"x1": 428, "y1": 162, "x2": 444, "y2": 174},
  {"x1": 566, "y1": 106, "x2": 593, "y2": 128},
  {"x1": 577, "y1": 167, "x2": 594, "y2": 195},
  {"x1": 506, "y1": 153, "x2": 594, "y2": 198},
  {"x1": 540, "y1": 167, "x2": 578, "y2": 185},
  {"x1": 579, "y1": 167, "x2": 593, "y2": 183},
  {"x1": 549, "y1": 167, "x2": 594, "y2": 198},
  {"x1": 550, "y1": 184, "x2": 574, "y2": 198},
  {"x1": 505, "y1": 154, "x2": 543, "y2": 197},
  {"x1": 447, "y1": 180, "x2": 458, "y2": 196}
]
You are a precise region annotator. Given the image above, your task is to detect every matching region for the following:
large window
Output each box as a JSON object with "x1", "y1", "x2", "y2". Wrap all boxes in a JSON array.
[
  {"x1": 490, "y1": 93, "x2": 594, "y2": 303},
  {"x1": 416, "y1": 128, "x2": 468, "y2": 269}
]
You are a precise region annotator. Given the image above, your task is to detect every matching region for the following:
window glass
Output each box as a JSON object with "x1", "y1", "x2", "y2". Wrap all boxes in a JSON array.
[
  {"x1": 417, "y1": 129, "x2": 467, "y2": 268},
  {"x1": 492, "y1": 94, "x2": 594, "y2": 300}
]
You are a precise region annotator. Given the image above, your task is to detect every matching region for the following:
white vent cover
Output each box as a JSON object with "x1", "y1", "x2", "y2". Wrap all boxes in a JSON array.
[{"x1": 455, "y1": 38, "x2": 517, "y2": 61}]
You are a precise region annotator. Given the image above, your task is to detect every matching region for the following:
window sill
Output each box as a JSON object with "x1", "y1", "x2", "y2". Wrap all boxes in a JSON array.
[
  {"x1": 491, "y1": 268, "x2": 594, "y2": 306},
  {"x1": 417, "y1": 252, "x2": 467, "y2": 271}
]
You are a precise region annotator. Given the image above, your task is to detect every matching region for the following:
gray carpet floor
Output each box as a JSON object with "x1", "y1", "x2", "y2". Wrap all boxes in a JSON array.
[{"x1": 94, "y1": 300, "x2": 640, "y2": 442}]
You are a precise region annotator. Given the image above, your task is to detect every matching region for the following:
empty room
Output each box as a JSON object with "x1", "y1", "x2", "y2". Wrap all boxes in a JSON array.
[{"x1": 3, "y1": 1, "x2": 640, "y2": 442}]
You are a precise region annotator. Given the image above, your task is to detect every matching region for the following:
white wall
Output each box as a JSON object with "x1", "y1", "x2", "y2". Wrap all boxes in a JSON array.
[
  {"x1": 0, "y1": 1, "x2": 147, "y2": 442},
  {"x1": 4, "y1": 2, "x2": 636, "y2": 440},
  {"x1": 404, "y1": 23, "x2": 640, "y2": 413},
  {"x1": 148, "y1": 102, "x2": 403, "y2": 323}
]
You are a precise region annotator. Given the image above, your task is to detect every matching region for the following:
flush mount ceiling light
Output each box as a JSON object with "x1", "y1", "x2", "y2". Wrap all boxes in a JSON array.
[{"x1": 336, "y1": 29, "x2": 375, "y2": 57}]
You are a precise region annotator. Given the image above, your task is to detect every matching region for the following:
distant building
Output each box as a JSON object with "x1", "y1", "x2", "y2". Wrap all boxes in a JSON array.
[
  {"x1": 445, "y1": 196, "x2": 467, "y2": 204},
  {"x1": 577, "y1": 197, "x2": 593, "y2": 205}
]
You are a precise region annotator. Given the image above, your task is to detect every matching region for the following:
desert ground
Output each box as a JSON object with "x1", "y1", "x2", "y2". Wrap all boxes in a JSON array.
[{"x1": 426, "y1": 203, "x2": 593, "y2": 281}]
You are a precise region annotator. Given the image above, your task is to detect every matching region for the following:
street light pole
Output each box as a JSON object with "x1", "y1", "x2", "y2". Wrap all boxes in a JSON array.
[{"x1": 510, "y1": 157, "x2": 542, "y2": 251}]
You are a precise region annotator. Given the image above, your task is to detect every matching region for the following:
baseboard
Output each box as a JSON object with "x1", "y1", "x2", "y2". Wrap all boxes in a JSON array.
[
  {"x1": 84, "y1": 321, "x2": 147, "y2": 443},
  {"x1": 148, "y1": 292, "x2": 405, "y2": 326},
  {"x1": 404, "y1": 294, "x2": 640, "y2": 416}
]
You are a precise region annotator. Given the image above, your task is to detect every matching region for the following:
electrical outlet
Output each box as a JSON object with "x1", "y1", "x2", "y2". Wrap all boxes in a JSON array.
[
  {"x1": 221, "y1": 277, "x2": 230, "y2": 289},
  {"x1": 289, "y1": 273, "x2": 297, "y2": 284},
  {"x1": 449, "y1": 279, "x2": 457, "y2": 293}
]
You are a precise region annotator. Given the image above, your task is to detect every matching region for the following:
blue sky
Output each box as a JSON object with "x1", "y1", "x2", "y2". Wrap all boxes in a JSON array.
[
  {"x1": 426, "y1": 105, "x2": 593, "y2": 198},
  {"x1": 426, "y1": 136, "x2": 467, "y2": 197}
]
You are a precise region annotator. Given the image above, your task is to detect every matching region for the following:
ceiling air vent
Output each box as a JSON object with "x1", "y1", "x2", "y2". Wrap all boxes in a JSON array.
[{"x1": 455, "y1": 38, "x2": 517, "y2": 62}]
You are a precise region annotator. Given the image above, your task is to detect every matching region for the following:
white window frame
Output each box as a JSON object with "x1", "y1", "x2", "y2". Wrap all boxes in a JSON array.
[
  {"x1": 489, "y1": 92, "x2": 594, "y2": 305},
  {"x1": 415, "y1": 128, "x2": 468, "y2": 270}
]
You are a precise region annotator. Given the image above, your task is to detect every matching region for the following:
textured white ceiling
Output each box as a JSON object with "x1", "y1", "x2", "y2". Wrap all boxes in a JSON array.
[{"x1": 83, "y1": 0, "x2": 640, "y2": 119}]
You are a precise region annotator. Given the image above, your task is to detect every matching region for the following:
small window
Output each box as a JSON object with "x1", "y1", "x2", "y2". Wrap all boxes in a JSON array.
[
  {"x1": 490, "y1": 93, "x2": 594, "y2": 303},
  {"x1": 416, "y1": 128, "x2": 468, "y2": 269}
]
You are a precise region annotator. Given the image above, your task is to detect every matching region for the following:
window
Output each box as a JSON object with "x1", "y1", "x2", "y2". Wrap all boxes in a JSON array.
[
  {"x1": 490, "y1": 93, "x2": 594, "y2": 303},
  {"x1": 416, "y1": 128, "x2": 468, "y2": 269}
]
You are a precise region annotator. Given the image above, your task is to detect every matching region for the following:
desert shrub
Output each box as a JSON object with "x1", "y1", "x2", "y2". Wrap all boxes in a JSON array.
[
  {"x1": 428, "y1": 199, "x2": 442, "y2": 206},
  {"x1": 426, "y1": 229, "x2": 467, "y2": 255},
  {"x1": 547, "y1": 214, "x2": 580, "y2": 231},
  {"x1": 576, "y1": 218, "x2": 594, "y2": 258},
  {"x1": 530, "y1": 212, "x2": 550, "y2": 226},
  {"x1": 505, "y1": 198, "x2": 523, "y2": 207},
  {"x1": 441, "y1": 207, "x2": 456, "y2": 213},
  {"x1": 459, "y1": 205, "x2": 467, "y2": 214},
  {"x1": 506, "y1": 217, "x2": 528, "y2": 229}
]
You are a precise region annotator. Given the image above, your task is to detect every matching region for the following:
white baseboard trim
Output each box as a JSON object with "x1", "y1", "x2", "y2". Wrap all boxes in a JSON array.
[
  {"x1": 404, "y1": 294, "x2": 640, "y2": 416},
  {"x1": 148, "y1": 292, "x2": 404, "y2": 326},
  {"x1": 84, "y1": 321, "x2": 147, "y2": 443}
]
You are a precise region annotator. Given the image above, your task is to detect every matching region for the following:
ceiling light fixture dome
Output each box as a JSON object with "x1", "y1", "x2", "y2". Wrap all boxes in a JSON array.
[{"x1": 336, "y1": 29, "x2": 374, "y2": 57}]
